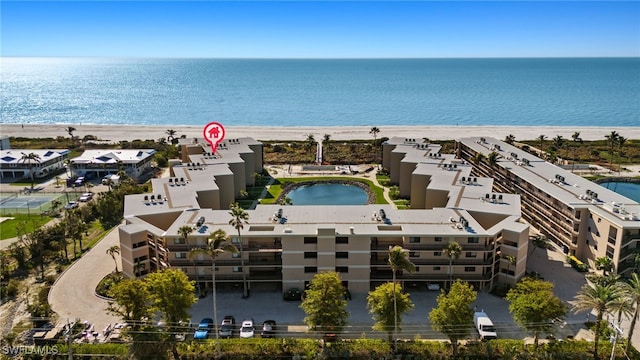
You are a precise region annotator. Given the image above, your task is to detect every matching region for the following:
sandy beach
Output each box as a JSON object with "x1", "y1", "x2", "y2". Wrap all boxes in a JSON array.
[{"x1": 1, "y1": 124, "x2": 638, "y2": 143}]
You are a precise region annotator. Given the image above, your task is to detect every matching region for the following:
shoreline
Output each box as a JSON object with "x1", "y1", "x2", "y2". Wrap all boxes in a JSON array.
[{"x1": 1, "y1": 124, "x2": 639, "y2": 142}]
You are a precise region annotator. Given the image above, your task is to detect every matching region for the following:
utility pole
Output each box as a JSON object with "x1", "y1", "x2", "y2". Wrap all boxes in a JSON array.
[{"x1": 65, "y1": 319, "x2": 77, "y2": 360}]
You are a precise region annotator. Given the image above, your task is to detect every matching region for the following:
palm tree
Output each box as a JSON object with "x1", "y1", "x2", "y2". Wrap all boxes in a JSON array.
[
  {"x1": 529, "y1": 234, "x2": 549, "y2": 255},
  {"x1": 472, "y1": 152, "x2": 485, "y2": 164},
  {"x1": 536, "y1": 134, "x2": 546, "y2": 155},
  {"x1": 388, "y1": 245, "x2": 415, "y2": 346},
  {"x1": 594, "y1": 256, "x2": 614, "y2": 276},
  {"x1": 133, "y1": 259, "x2": 146, "y2": 277},
  {"x1": 106, "y1": 245, "x2": 120, "y2": 273},
  {"x1": 370, "y1": 127, "x2": 380, "y2": 144},
  {"x1": 623, "y1": 273, "x2": 640, "y2": 354},
  {"x1": 571, "y1": 282, "x2": 625, "y2": 360},
  {"x1": 178, "y1": 224, "x2": 196, "y2": 289},
  {"x1": 370, "y1": 127, "x2": 381, "y2": 163},
  {"x1": 19, "y1": 152, "x2": 41, "y2": 190},
  {"x1": 444, "y1": 241, "x2": 462, "y2": 290},
  {"x1": 605, "y1": 131, "x2": 620, "y2": 172},
  {"x1": 66, "y1": 126, "x2": 76, "y2": 139},
  {"x1": 504, "y1": 134, "x2": 515, "y2": 145},
  {"x1": 505, "y1": 255, "x2": 516, "y2": 277},
  {"x1": 166, "y1": 129, "x2": 177, "y2": 143},
  {"x1": 616, "y1": 136, "x2": 626, "y2": 174},
  {"x1": 571, "y1": 132, "x2": 582, "y2": 173},
  {"x1": 189, "y1": 229, "x2": 238, "y2": 357},
  {"x1": 229, "y1": 202, "x2": 250, "y2": 298}
]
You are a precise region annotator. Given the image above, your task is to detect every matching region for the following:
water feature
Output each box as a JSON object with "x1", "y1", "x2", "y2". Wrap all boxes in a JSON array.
[
  {"x1": 286, "y1": 183, "x2": 370, "y2": 205},
  {"x1": 599, "y1": 182, "x2": 640, "y2": 202}
]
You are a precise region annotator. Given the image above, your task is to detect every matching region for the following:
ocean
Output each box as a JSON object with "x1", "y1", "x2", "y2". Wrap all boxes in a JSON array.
[{"x1": 1, "y1": 57, "x2": 638, "y2": 127}]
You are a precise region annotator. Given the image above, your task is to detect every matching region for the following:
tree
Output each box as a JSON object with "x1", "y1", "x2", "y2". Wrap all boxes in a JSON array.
[
  {"x1": 300, "y1": 272, "x2": 348, "y2": 338},
  {"x1": 472, "y1": 152, "x2": 485, "y2": 164},
  {"x1": 504, "y1": 134, "x2": 516, "y2": 145},
  {"x1": 571, "y1": 282, "x2": 626, "y2": 360},
  {"x1": 616, "y1": 136, "x2": 626, "y2": 173},
  {"x1": 571, "y1": 131, "x2": 582, "y2": 173},
  {"x1": 529, "y1": 234, "x2": 549, "y2": 256},
  {"x1": 370, "y1": 127, "x2": 380, "y2": 144},
  {"x1": 388, "y1": 245, "x2": 415, "y2": 345},
  {"x1": 66, "y1": 126, "x2": 76, "y2": 139},
  {"x1": 229, "y1": 202, "x2": 250, "y2": 298},
  {"x1": 189, "y1": 228, "x2": 237, "y2": 357},
  {"x1": 605, "y1": 131, "x2": 620, "y2": 172},
  {"x1": 107, "y1": 278, "x2": 152, "y2": 323},
  {"x1": 19, "y1": 152, "x2": 41, "y2": 190},
  {"x1": 594, "y1": 256, "x2": 614, "y2": 276},
  {"x1": 504, "y1": 255, "x2": 517, "y2": 277},
  {"x1": 536, "y1": 134, "x2": 546, "y2": 155},
  {"x1": 444, "y1": 241, "x2": 462, "y2": 290},
  {"x1": 487, "y1": 151, "x2": 500, "y2": 172},
  {"x1": 106, "y1": 245, "x2": 120, "y2": 273},
  {"x1": 506, "y1": 278, "x2": 567, "y2": 347},
  {"x1": 367, "y1": 282, "x2": 414, "y2": 343},
  {"x1": 145, "y1": 269, "x2": 197, "y2": 360},
  {"x1": 304, "y1": 134, "x2": 316, "y2": 155},
  {"x1": 429, "y1": 280, "x2": 477, "y2": 356},
  {"x1": 622, "y1": 273, "x2": 640, "y2": 354},
  {"x1": 166, "y1": 129, "x2": 177, "y2": 143}
]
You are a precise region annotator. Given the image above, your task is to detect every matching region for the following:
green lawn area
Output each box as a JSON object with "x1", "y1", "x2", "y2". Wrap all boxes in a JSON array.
[
  {"x1": 260, "y1": 176, "x2": 388, "y2": 205},
  {"x1": 0, "y1": 213, "x2": 55, "y2": 240}
]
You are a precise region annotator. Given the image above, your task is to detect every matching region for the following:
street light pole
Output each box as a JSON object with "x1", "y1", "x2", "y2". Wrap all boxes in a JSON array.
[{"x1": 609, "y1": 320, "x2": 623, "y2": 360}]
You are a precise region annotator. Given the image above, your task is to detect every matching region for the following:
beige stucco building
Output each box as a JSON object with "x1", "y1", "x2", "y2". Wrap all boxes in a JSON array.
[
  {"x1": 456, "y1": 137, "x2": 640, "y2": 276},
  {"x1": 119, "y1": 136, "x2": 530, "y2": 295}
]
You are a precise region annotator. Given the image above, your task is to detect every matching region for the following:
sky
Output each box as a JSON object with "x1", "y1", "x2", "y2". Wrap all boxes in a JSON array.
[{"x1": 1, "y1": 1, "x2": 639, "y2": 58}]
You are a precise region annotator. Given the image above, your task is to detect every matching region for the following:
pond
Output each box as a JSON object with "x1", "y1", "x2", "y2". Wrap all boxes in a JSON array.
[
  {"x1": 599, "y1": 181, "x2": 640, "y2": 202},
  {"x1": 286, "y1": 183, "x2": 370, "y2": 205}
]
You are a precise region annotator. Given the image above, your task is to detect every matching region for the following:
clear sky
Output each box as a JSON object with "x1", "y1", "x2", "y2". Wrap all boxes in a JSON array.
[{"x1": 2, "y1": 1, "x2": 639, "y2": 58}]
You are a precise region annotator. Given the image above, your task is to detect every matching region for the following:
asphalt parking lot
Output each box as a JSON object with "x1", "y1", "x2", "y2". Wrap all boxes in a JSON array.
[{"x1": 186, "y1": 243, "x2": 602, "y2": 342}]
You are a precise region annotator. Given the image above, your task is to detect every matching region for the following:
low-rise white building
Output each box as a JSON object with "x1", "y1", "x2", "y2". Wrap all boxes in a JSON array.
[
  {"x1": 0, "y1": 148, "x2": 69, "y2": 180},
  {"x1": 70, "y1": 149, "x2": 156, "y2": 181}
]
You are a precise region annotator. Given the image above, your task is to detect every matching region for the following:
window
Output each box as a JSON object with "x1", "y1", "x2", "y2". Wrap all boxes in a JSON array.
[
  {"x1": 409, "y1": 237, "x2": 420, "y2": 243},
  {"x1": 468, "y1": 237, "x2": 479, "y2": 244},
  {"x1": 176, "y1": 252, "x2": 187, "y2": 259},
  {"x1": 304, "y1": 237, "x2": 317, "y2": 244},
  {"x1": 336, "y1": 252, "x2": 349, "y2": 259},
  {"x1": 336, "y1": 237, "x2": 349, "y2": 244},
  {"x1": 434, "y1": 237, "x2": 443, "y2": 242},
  {"x1": 233, "y1": 266, "x2": 243, "y2": 272},
  {"x1": 433, "y1": 266, "x2": 441, "y2": 271},
  {"x1": 434, "y1": 251, "x2": 442, "y2": 256},
  {"x1": 466, "y1": 252, "x2": 477, "y2": 258},
  {"x1": 231, "y1": 237, "x2": 241, "y2": 244},
  {"x1": 304, "y1": 252, "x2": 317, "y2": 259},
  {"x1": 174, "y1": 238, "x2": 186, "y2": 245},
  {"x1": 304, "y1": 266, "x2": 317, "y2": 273},
  {"x1": 409, "y1": 251, "x2": 419, "y2": 258},
  {"x1": 335, "y1": 266, "x2": 348, "y2": 273},
  {"x1": 232, "y1": 253, "x2": 241, "y2": 258},
  {"x1": 464, "y1": 266, "x2": 475, "y2": 272}
]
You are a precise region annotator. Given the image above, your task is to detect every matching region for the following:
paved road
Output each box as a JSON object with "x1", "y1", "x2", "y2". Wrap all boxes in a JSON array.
[{"x1": 49, "y1": 223, "x2": 122, "y2": 337}]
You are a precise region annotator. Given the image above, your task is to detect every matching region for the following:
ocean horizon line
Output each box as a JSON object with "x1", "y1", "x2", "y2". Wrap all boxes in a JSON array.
[{"x1": 3, "y1": 56, "x2": 640, "y2": 60}]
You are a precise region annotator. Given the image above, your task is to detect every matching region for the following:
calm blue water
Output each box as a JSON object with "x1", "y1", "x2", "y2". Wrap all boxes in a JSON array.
[
  {"x1": 287, "y1": 183, "x2": 369, "y2": 205},
  {"x1": 600, "y1": 182, "x2": 640, "y2": 203},
  {"x1": 1, "y1": 57, "x2": 638, "y2": 127}
]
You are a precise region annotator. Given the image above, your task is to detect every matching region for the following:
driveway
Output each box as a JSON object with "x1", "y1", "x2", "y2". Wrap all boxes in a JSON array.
[{"x1": 49, "y1": 224, "x2": 122, "y2": 336}]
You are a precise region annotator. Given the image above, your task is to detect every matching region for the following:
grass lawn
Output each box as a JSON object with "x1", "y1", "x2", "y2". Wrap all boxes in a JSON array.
[{"x1": 0, "y1": 213, "x2": 55, "y2": 240}]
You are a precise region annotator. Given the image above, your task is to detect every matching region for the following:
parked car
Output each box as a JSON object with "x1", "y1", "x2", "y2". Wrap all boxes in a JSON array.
[
  {"x1": 193, "y1": 318, "x2": 214, "y2": 340},
  {"x1": 78, "y1": 193, "x2": 93, "y2": 202},
  {"x1": 64, "y1": 201, "x2": 79, "y2": 210},
  {"x1": 74, "y1": 177, "x2": 85, "y2": 187},
  {"x1": 260, "y1": 320, "x2": 276, "y2": 338},
  {"x1": 283, "y1": 288, "x2": 302, "y2": 301},
  {"x1": 239, "y1": 319, "x2": 254, "y2": 338},
  {"x1": 219, "y1": 316, "x2": 235, "y2": 338}
]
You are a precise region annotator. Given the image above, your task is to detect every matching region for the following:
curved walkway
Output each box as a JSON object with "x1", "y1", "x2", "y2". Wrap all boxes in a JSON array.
[{"x1": 49, "y1": 223, "x2": 122, "y2": 334}]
